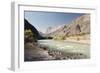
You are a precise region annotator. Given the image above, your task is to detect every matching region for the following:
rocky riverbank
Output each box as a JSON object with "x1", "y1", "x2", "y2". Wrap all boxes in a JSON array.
[{"x1": 24, "y1": 42, "x2": 88, "y2": 61}]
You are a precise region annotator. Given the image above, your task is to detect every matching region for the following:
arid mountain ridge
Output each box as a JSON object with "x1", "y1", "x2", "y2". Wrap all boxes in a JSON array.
[{"x1": 46, "y1": 14, "x2": 90, "y2": 38}]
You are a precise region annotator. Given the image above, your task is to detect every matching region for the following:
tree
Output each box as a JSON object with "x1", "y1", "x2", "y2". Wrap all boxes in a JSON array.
[{"x1": 24, "y1": 29, "x2": 37, "y2": 43}]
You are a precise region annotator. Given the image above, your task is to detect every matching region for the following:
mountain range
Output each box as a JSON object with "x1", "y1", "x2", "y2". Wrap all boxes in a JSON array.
[{"x1": 45, "y1": 14, "x2": 90, "y2": 38}]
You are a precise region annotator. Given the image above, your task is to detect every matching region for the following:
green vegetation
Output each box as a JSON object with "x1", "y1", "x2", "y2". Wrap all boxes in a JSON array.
[
  {"x1": 53, "y1": 35, "x2": 66, "y2": 40},
  {"x1": 47, "y1": 36, "x2": 53, "y2": 39},
  {"x1": 63, "y1": 25, "x2": 67, "y2": 29},
  {"x1": 24, "y1": 29, "x2": 37, "y2": 43}
]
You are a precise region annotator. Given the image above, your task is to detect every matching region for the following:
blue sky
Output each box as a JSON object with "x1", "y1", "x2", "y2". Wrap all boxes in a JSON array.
[{"x1": 24, "y1": 11, "x2": 85, "y2": 33}]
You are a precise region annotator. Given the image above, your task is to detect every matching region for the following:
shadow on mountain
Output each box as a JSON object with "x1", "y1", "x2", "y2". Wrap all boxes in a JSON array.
[{"x1": 24, "y1": 19, "x2": 46, "y2": 40}]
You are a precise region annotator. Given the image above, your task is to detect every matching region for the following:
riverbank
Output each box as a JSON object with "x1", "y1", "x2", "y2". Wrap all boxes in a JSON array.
[
  {"x1": 25, "y1": 41, "x2": 89, "y2": 61},
  {"x1": 65, "y1": 39, "x2": 90, "y2": 44},
  {"x1": 65, "y1": 34, "x2": 90, "y2": 44}
]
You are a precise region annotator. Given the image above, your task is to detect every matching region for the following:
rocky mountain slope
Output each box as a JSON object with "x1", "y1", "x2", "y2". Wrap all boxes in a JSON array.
[
  {"x1": 25, "y1": 19, "x2": 46, "y2": 40},
  {"x1": 46, "y1": 14, "x2": 90, "y2": 39}
]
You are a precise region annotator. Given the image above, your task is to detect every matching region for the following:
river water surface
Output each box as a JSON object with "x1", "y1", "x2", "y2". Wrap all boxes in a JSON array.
[{"x1": 38, "y1": 40, "x2": 90, "y2": 58}]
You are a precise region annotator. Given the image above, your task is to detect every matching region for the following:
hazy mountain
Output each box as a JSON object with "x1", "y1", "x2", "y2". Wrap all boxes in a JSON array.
[{"x1": 46, "y1": 24, "x2": 65, "y2": 34}]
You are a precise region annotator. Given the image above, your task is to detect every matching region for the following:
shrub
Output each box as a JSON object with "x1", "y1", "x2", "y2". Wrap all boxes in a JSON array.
[
  {"x1": 24, "y1": 29, "x2": 37, "y2": 43},
  {"x1": 53, "y1": 35, "x2": 66, "y2": 40}
]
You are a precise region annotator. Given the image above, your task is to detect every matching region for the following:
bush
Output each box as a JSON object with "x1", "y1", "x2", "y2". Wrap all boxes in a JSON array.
[
  {"x1": 24, "y1": 29, "x2": 37, "y2": 43},
  {"x1": 53, "y1": 35, "x2": 66, "y2": 40}
]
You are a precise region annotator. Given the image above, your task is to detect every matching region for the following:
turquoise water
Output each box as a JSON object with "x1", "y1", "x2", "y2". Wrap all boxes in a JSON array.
[{"x1": 38, "y1": 40, "x2": 90, "y2": 58}]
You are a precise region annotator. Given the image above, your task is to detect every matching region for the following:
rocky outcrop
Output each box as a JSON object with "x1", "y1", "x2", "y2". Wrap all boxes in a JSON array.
[{"x1": 66, "y1": 14, "x2": 90, "y2": 36}]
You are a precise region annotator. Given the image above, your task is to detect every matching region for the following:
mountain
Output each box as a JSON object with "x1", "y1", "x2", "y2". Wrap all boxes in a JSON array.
[
  {"x1": 46, "y1": 14, "x2": 90, "y2": 38},
  {"x1": 24, "y1": 19, "x2": 44, "y2": 39},
  {"x1": 46, "y1": 25, "x2": 65, "y2": 34}
]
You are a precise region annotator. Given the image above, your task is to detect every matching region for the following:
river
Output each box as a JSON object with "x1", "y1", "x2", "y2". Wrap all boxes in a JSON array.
[{"x1": 38, "y1": 39, "x2": 90, "y2": 58}]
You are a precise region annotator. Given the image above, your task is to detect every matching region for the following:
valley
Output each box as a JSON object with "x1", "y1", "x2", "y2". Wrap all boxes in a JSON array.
[{"x1": 24, "y1": 14, "x2": 90, "y2": 61}]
